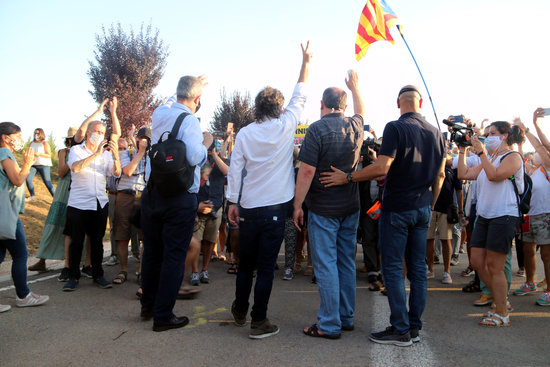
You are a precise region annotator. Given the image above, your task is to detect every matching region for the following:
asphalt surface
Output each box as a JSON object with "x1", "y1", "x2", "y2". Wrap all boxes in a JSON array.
[{"x1": 0, "y1": 247, "x2": 548, "y2": 367}]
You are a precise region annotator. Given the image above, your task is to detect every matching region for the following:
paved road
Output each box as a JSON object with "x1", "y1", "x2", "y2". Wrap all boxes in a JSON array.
[{"x1": 1, "y1": 248, "x2": 547, "y2": 367}]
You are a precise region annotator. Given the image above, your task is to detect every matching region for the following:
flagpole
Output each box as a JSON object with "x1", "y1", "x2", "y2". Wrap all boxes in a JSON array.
[{"x1": 396, "y1": 25, "x2": 441, "y2": 131}]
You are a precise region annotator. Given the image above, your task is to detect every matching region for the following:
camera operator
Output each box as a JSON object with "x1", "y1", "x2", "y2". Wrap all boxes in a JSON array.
[
  {"x1": 458, "y1": 121, "x2": 525, "y2": 327},
  {"x1": 357, "y1": 138, "x2": 384, "y2": 291}
]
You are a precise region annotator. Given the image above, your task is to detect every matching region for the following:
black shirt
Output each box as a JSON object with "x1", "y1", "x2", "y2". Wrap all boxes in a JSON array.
[
  {"x1": 378, "y1": 112, "x2": 446, "y2": 212},
  {"x1": 298, "y1": 113, "x2": 364, "y2": 217}
]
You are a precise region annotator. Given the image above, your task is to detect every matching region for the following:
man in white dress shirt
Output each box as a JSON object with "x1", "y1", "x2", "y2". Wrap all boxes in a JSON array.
[
  {"x1": 63, "y1": 120, "x2": 121, "y2": 291},
  {"x1": 226, "y1": 42, "x2": 311, "y2": 339}
]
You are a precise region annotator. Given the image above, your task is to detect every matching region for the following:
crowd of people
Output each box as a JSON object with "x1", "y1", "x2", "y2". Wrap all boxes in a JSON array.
[{"x1": 1, "y1": 42, "x2": 549, "y2": 344}]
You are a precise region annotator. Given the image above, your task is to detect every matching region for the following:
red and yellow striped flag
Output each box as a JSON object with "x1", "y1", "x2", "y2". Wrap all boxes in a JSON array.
[{"x1": 355, "y1": 0, "x2": 400, "y2": 61}]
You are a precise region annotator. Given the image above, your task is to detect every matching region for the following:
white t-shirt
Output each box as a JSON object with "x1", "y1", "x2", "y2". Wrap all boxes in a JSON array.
[
  {"x1": 476, "y1": 152, "x2": 524, "y2": 219},
  {"x1": 528, "y1": 167, "x2": 550, "y2": 216}
]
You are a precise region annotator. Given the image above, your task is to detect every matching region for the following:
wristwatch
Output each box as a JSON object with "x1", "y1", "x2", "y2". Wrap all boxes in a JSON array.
[{"x1": 346, "y1": 172, "x2": 353, "y2": 183}]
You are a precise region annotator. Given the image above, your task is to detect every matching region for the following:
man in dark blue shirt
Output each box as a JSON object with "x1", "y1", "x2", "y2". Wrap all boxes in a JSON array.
[{"x1": 320, "y1": 85, "x2": 446, "y2": 346}]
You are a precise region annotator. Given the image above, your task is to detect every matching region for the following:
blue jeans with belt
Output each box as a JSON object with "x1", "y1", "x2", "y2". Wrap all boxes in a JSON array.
[
  {"x1": 26, "y1": 165, "x2": 55, "y2": 197},
  {"x1": 379, "y1": 206, "x2": 431, "y2": 334},
  {"x1": 234, "y1": 202, "x2": 287, "y2": 322},
  {"x1": 0, "y1": 219, "x2": 30, "y2": 299},
  {"x1": 308, "y1": 210, "x2": 360, "y2": 335}
]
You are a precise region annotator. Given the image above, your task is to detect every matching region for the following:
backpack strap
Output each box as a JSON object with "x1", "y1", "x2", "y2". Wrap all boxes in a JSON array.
[
  {"x1": 499, "y1": 150, "x2": 524, "y2": 235},
  {"x1": 169, "y1": 112, "x2": 191, "y2": 140}
]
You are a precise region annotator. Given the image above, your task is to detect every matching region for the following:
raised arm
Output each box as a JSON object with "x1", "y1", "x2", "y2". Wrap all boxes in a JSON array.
[
  {"x1": 109, "y1": 96, "x2": 121, "y2": 142},
  {"x1": 298, "y1": 41, "x2": 312, "y2": 84},
  {"x1": 75, "y1": 98, "x2": 108, "y2": 144},
  {"x1": 345, "y1": 70, "x2": 365, "y2": 117},
  {"x1": 533, "y1": 108, "x2": 550, "y2": 152}
]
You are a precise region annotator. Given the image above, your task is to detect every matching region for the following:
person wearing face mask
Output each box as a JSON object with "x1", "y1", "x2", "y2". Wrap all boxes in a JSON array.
[
  {"x1": 512, "y1": 116, "x2": 550, "y2": 306},
  {"x1": 25, "y1": 127, "x2": 55, "y2": 201},
  {"x1": 140, "y1": 74, "x2": 212, "y2": 332},
  {"x1": 458, "y1": 121, "x2": 525, "y2": 326},
  {"x1": 0, "y1": 122, "x2": 50, "y2": 312},
  {"x1": 62, "y1": 101, "x2": 121, "y2": 292}
]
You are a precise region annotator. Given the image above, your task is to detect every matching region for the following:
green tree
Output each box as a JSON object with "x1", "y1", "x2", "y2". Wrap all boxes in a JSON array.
[
  {"x1": 209, "y1": 89, "x2": 255, "y2": 136},
  {"x1": 88, "y1": 23, "x2": 168, "y2": 137}
]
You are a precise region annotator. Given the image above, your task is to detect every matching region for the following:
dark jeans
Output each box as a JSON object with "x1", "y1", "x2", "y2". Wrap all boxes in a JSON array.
[
  {"x1": 0, "y1": 219, "x2": 30, "y2": 299},
  {"x1": 140, "y1": 189, "x2": 197, "y2": 323},
  {"x1": 378, "y1": 206, "x2": 431, "y2": 334},
  {"x1": 234, "y1": 202, "x2": 287, "y2": 322},
  {"x1": 26, "y1": 165, "x2": 55, "y2": 197},
  {"x1": 359, "y1": 213, "x2": 380, "y2": 275},
  {"x1": 67, "y1": 201, "x2": 108, "y2": 279}
]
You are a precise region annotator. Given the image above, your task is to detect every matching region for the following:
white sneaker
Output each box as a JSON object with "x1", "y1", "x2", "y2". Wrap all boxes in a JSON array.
[
  {"x1": 16, "y1": 292, "x2": 49, "y2": 307},
  {"x1": 105, "y1": 256, "x2": 118, "y2": 266},
  {"x1": 426, "y1": 270, "x2": 435, "y2": 279},
  {"x1": 0, "y1": 304, "x2": 11, "y2": 313},
  {"x1": 442, "y1": 272, "x2": 453, "y2": 284}
]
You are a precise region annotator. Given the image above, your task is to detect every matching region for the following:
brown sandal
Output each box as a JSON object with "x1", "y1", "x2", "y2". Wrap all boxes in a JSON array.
[{"x1": 112, "y1": 271, "x2": 127, "y2": 285}]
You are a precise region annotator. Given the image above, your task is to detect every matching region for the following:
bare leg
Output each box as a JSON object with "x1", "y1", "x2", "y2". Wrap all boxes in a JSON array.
[
  {"x1": 188, "y1": 237, "x2": 201, "y2": 273},
  {"x1": 201, "y1": 240, "x2": 215, "y2": 271},
  {"x1": 441, "y1": 239, "x2": 452, "y2": 273},
  {"x1": 540, "y1": 246, "x2": 550, "y2": 292},
  {"x1": 426, "y1": 238, "x2": 435, "y2": 272},
  {"x1": 485, "y1": 250, "x2": 509, "y2": 316},
  {"x1": 523, "y1": 242, "x2": 537, "y2": 285}
]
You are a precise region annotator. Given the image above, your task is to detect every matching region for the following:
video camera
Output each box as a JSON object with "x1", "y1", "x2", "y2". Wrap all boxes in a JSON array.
[
  {"x1": 443, "y1": 115, "x2": 474, "y2": 147},
  {"x1": 360, "y1": 137, "x2": 381, "y2": 163}
]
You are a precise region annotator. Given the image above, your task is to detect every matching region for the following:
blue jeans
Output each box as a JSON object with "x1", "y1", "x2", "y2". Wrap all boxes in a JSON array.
[
  {"x1": 140, "y1": 189, "x2": 197, "y2": 323},
  {"x1": 308, "y1": 210, "x2": 360, "y2": 335},
  {"x1": 234, "y1": 202, "x2": 287, "y2": 322},
  {"x1": 379, "y1": 206, "x2": 431, "y2": 334},
  {"x1": 26, "y1": 165, "x2": 55, "y2": 197},
  {"x1": 0, "y1": 219, "x2": 30, "y2": 299}
]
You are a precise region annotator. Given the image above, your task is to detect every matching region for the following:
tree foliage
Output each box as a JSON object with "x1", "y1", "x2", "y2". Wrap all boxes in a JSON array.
[
  {"x1": 209, "y1": 89, "x2": 255, "y2": 136},
  {"x1": 88, "y1": 23, "x2": 168, "y2": 137}
]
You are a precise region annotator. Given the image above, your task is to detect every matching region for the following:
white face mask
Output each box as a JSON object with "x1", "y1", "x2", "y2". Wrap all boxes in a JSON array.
[
  {"x1": 486, "y1": 136, "x2": 503, "y2": 153},
  {"x1": 88, "y1": 132, "x2": 104, "y2": 146},
  {"x1": 34, "y1": 134, "x2": 40, "y2": 141},
  {"x1": 8, "y1": 136, "x2": 25, "y2": 152},
  {"x1": 533, "y1": 153, "x2": 543, "y2": 167}
]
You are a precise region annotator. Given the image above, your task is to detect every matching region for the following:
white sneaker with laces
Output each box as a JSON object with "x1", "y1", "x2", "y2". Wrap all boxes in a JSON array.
[
  {"x1": 0, "y1": 304, "x2": 11, "y2": 313},
  {"x1": 442, "y1": 272, "x2": 453, "y2": 284},
  {"x1": 16, "y1": 292, "x2": 49, "y2": 307}
]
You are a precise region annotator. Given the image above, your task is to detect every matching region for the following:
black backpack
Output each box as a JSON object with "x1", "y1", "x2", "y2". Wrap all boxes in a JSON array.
[
  {"x1": 148, "y1": 112, "x2": 195, "y2": 197},
  {"x1": 500, "y1": 151, "x2": 532, "y2": 215}
]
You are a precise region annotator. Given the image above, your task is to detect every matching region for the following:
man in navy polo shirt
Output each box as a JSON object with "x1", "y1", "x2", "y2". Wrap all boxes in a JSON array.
[{"x1": 321, "y1": 85, "x2": 446, "y2": 346}]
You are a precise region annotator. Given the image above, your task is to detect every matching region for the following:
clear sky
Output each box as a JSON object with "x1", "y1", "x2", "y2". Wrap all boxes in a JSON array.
[{"x1": 1, "y1": 0, "x2": 549, "y2": 149}]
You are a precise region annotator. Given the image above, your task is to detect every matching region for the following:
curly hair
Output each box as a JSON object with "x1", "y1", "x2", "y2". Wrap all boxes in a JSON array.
[
  {"x1": 254, "y1": 87, "x2": 284, "y2": 122},
  {"x1": 490, "y1": 121, "x2": 525, "y2": 146}
]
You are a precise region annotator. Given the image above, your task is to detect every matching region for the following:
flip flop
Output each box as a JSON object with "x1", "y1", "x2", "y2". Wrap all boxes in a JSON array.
[{"x1": 303, "y1": 324, "x2": 341, "y2": 339}]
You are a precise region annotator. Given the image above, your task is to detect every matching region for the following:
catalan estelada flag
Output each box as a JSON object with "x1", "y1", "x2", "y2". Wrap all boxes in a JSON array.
[{"x1": 355, "y1": 0, "x2": 400, "y2": 61}]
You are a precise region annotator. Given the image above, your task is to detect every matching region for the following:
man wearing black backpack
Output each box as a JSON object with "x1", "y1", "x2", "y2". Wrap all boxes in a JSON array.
[{"x1": 140, "y1": 75, "x2": 213, "y2": 332}]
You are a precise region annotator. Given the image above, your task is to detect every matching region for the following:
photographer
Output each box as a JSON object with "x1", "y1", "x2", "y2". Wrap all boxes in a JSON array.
[{"x1": 458, "y1": 121, "x2": 525, "y2": 327}]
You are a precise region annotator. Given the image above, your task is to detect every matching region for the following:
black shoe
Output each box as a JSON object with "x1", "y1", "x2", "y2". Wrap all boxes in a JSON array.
[
  {"x1": 81, "y1": 266, "x2": 93, "y2": 279},
  {"x1": 153, "y1": 316, "x2": 189, "y2": 332},
  {"x1": 342, "y1": 324, "x2": 355, "y2": 331},
  {"x1": 369, "y1": 326, "x2": 412, "y2": 347},
  {"x1": 410, "y1": 327, "x2": 420, "y2": 343},
  {"x1": 94, "y1": 276, "x2": 112, "y2": 289},
  {"x1": 140, "y1": 308, "x2": 153, "y2": 321},
  {"x1": 63, "y1": 278, "x2": 79, "y2": 291},
  {"x1": 57, "y1": 267, "x2": 70, "y2": 282},
  {"x1": 231, "y1": 300, "x2": 246, "y2": 326}
]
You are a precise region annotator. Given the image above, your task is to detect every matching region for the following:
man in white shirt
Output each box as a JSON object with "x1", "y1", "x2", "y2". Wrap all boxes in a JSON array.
[
  {"x1": 140, "y1": 75, "x2": 213, "y2": 332},
  {"x1": 63, "y1": 120, "x2": 121, "y2": 291},
  {"x1": 226, "y1": 42, "x2": 311, "y2": 339}
]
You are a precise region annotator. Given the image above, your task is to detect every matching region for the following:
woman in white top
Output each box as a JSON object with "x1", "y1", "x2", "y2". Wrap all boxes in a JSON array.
[
  {"x1": 25, "y1": 128, "x2": 54, "y2": 200},
  {"x1": 458, "y1": 121, "x2": 525, "y2": 327},
  {"x1": 512, "y1": 111, "x2": 550, "y2": 306}
]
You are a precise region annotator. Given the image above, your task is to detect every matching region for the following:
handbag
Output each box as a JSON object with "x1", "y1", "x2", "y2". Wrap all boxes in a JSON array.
[
  {"x1": 446, "y1": 203, "x2": 459, "y2": 224},
  {"x1": 0, "y1": 180, "x2": 19, "y2": 240}
]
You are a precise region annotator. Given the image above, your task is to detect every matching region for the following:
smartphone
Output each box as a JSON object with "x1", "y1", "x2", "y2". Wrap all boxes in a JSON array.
[
  {"x1": 541, "y1": 108, "x2": 550, "y2": 116},
  {"x1": 363, "y1": 124, "x2": 370, "y2": 132}
]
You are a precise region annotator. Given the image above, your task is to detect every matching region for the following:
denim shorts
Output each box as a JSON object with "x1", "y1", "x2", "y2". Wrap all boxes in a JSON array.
[{"x1": 470, "y1": 215, "x2": 520, "y2": 254}]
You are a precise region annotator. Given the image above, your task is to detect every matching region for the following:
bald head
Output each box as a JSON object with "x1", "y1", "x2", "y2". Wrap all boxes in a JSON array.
[{"x1": 397, "y1": 85, "x2": 422, "y2": 114}]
